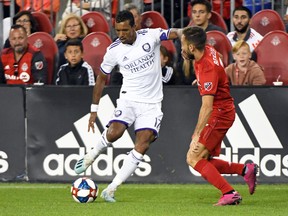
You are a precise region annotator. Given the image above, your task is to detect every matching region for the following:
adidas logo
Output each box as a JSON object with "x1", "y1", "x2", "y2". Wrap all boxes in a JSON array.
[
  {"x1": 190, "y1": 94, "x2": 286, "y2": 177},
  {"x1": 44, "y1": 94, "x2": 151, "y2": 177}
]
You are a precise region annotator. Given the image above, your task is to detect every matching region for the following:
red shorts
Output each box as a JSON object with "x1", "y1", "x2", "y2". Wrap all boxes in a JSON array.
[{"x1": 198, "y1": 108, "x2": 235, "y2": 156}]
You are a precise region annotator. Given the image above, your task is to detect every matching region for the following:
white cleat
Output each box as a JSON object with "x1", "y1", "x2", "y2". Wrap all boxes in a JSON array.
[
  {"x1": 101, "y1": 188, "x2": 116, "y2": 203},
  {"x1": 74, "y1": 154, "x2": 94, "y2": 174}
]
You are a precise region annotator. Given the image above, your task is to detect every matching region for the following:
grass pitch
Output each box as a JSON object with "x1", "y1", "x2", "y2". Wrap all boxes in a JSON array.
[{"x1": 1, "y1": 183, "x2": 287, "y2": 216}]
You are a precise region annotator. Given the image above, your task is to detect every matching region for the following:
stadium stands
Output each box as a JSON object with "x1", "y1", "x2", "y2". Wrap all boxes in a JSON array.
[
  {"x1": 254, "y1": 30, "x2": 288, "y2": 85},
  {"x1": 27, "y1": 32, "x2": 59, "y2": 84},
  {"x1": 206, "y1": 30, "x2": 232, "y2": 67},
  {"x1": 141, "y1": 11, "x2": 169, "y2": 29},
  {"x1": 250, "y1": 9, "x2": 286, "y2": 36},
  {"x1": 32, "y1": 12, "x2": 54, "y2": 35},
  {"x1": 82, "y1": 32, "x2": 112, "y2": 84},
  {"x1": 81, "y1": 11, "x2": 110, "y2": 34}
]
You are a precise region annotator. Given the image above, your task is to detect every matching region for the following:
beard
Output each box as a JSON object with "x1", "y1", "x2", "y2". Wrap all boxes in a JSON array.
[
  {"x1": 14, "y1": 45, "x2": 26, "y2": 54},
  {"x1": 234, "y1": 22, "x2": 249, "y2": 34}
]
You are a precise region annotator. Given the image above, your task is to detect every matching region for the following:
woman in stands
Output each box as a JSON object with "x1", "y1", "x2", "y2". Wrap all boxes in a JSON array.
[
  {"x1": 54, "y1": 14, "x2": 88, "y2": 68},
  {"x1": 3, "y1": 10, "x2": 39, "y2": 48}
]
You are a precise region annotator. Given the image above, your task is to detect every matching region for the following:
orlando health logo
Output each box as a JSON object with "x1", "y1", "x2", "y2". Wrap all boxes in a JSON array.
[
  {"x1": 43, "y1": 95, "x2": 152, "y2": 177},
  {"x1": 190, "y1": 94, "x2": 288, "y2": 178}
]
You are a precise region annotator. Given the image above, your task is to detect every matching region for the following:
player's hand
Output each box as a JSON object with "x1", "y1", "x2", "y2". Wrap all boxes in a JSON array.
[
  {"x1": 190, "y1": 134, "x2": 200, "y2": 153},
  {"x1": 88, "y1": 112, "x2": 97, "y2": 133}
]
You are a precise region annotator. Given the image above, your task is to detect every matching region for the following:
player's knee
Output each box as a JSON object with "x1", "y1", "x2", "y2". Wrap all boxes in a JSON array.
[
  {"x1": 106, "y1": 128, "x2": 124, "y2": 142},
  {"x1": 186, "y1": 151, "x2": 197, "y2": 168}
]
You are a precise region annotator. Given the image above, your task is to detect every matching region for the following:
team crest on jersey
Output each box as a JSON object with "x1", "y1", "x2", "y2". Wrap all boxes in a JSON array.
[
  {"x1": 4, "y1": 65, "x2": 10, "y2": 70},
  {"x1": 35, "y1": 61, "x2": 43, "y2": 70},
  {"x1": 114, "y1": 110, "x2": 122, "y2": 117},
  {"x1": 142, "y1": 43, "x2": 151, "y2": 52},
  {"x1": 21, "y1": 63, "x2": 28, "y2": 71},
  {"x1": 204, "y1": 82, "x2": 213, "y2": 91}
]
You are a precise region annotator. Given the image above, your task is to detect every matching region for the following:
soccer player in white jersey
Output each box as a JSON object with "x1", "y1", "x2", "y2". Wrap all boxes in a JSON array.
[
  {"x1": 74, "y1": 10, "x2": 182, "y2": 202},
  {"x1": 227, "y1": 6, "x2": 263, "y2": 52}
]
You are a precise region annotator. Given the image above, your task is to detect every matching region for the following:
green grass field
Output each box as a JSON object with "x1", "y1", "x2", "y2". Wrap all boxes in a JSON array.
[{"x1": 1, "y1": 183, "x2": 287, "y2": 216}]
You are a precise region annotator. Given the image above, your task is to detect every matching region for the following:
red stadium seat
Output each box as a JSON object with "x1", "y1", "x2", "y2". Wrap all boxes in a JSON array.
[
  {"x1": 81, "y1": 11, "x2": 110, "y2": 34},
  {"x1": 206, "y1": 30, "x2": 232, "y2": 67},
  {"x1": 27, "y1": 32, "x2": 58, "y2": 84},
  {"x1": 254, "y1": 30, "x2": 288, "y2": 85},
  {"x1": 82, "y1": 32, "x2": 112, "y2": 84},
  {"x1": 141, "y1": 11, "x2": 169, "y2": 29},
  {"x1": 250, "y1": 9, "x2": 285, "y2": 36},
  {"x1": 210, "y1": 11, "x2": 228, "y2": 33},
  {"x1": 32, "y1": 12, "x2": 54, "y2": 35}
]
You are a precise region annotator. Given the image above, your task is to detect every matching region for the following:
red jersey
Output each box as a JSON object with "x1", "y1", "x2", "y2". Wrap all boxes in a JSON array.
[
  {"x1": 194, "y1": 45, "x2": 234, "y2": 112},
  {"x1": 0, "y1": 44, "x2": 47, "y2": 85}
]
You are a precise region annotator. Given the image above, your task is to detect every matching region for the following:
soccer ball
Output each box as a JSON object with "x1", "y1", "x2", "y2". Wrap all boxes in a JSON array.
[{"x1": 71, "y1": 177, "x2": 99, "y2": 203}]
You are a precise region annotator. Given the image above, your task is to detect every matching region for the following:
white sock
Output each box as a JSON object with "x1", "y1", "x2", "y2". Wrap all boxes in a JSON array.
[
  {"x1": 108, "y1": 149, "x2": 143, "y2": 190},
  {"x1": 89, "y1": 129, "x2": 111, "y2": 159}
]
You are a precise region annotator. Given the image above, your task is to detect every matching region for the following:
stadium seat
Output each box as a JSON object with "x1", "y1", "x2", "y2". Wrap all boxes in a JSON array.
[
  {"x1": 82, "y1": 32, "x2": 112, "y2": 84},
  {"x1": 206, "y1": 30, "x2": 232, "y2": 67},
  {"x1": 210, "y1": 11, "x2": 228, "y2": 33},
  {"x1": 32, "y1": 12, "x2": 54, "y2": 35},
  {"x1": 254, "y1": 30, "x2": 288, "y2": 85},
  {"x1": 27, "y1": 32, "x2": 59, "y2": 84},
  {"x1": 141, "y1": 11, "x2": 169, "y2": 29},
  {"x1": 250, "y1": 9, "x2": 285, "y2": 36},
  {"x1": 81, "y1": 11, "x2": 110, "y2": 34}
]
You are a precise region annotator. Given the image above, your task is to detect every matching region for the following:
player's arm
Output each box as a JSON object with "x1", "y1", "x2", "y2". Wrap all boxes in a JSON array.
[
  {"x1": 88, "y1": 72, "x2": 108, "y2": 133},
  {"x1": 31, "y1": 51, "x2": 48, "y2": 84},
  {"x1": 193, "y1": 95, "x2": 214, "y2": 140},
  {"x1": 167, "y1": 28, "x2": 183, "y2": 40}
]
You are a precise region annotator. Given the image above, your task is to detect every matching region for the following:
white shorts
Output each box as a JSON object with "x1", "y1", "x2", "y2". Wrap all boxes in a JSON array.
[{"x1": 108, "y1": 99, "x2": 163, "y2": 137}]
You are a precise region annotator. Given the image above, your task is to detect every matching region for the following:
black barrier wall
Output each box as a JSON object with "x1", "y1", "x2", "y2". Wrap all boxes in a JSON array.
[{"x1": 1, "y1": 86, "x2": 288, "y2": 183}]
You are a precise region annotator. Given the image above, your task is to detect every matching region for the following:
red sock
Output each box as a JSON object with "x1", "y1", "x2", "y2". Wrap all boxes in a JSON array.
[
  {"x1": 210, "y1": 158, "x2": 244, "y2": 175},
  {"x1": 194, "y1": 159, "x2": 234, "y2": 194}
]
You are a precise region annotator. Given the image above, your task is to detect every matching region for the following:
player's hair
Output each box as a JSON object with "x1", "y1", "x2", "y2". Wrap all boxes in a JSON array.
[
  {"x1": 182, "y1": 26, "x2": 206, "y2": 51},
  {"x1": 115, "y1": 10, "x2": 135, "y2": 27},
  {"x1": 190, "y1": 0, "x2": 212, "y2": 13},
  {"x1": 233, "y1": 6, "x2": 252, "y2": 19},
  {"x1": 64, "y1": 38, "x2": 83, "y2": 52},
  {"x1": 10, "y1": 24, "x2": 27, "y2": 35},
  {"x1": 232, "y1": 40, "x2": 251, "y2": 54}
]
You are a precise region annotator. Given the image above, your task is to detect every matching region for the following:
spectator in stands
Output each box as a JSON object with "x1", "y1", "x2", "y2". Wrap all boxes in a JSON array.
[
  {"x1": 225, "y1": 40, "x2": 266, "y2": 85},
  {"x1": 160, "y1": 45, "x2": 176, "y2": 85},
  {"x1": 62, "y1": 0, "x2": 111, "y2": 21},
  {"x1": 227, "y1": 6, "x2": 263, "y2": 52},
  {"x1": 0, "y1": 25, "x2": 47, "y2": 84},
  {"x1": 175, "y1": 0, "x2": 226, "y2": 85},
  {"x1": 16, "y1": 0, "x2": 60, "y2": 25},
  {"x1": 3, "y1": 10, "x2": 39, "y2": 49},
  {"x1": 55, "y1": 39, "x2": 95, "y2": 86},
  {"x1": 54, "y1": 14, "x2": 88, "y2": 68},
  {"x1": 124, "y1": 3, "x2": 142, "y2": 31}
]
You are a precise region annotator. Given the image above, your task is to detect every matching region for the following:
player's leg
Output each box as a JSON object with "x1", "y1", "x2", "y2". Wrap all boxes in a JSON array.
[
  {"x1": 101, "y1": 129, "x2": 155, "y2": 202},
  {"x1": 74, "y1": 99, "x2": 133, "y2": 175},
  {"x1": 101, "y1": 101, "x2": 163, "y2": 202},
  {"x1": 74, "y1": 122, "x2": 126, "y2": 174},
  {"x1": 209, "y1": 158, "x2": 258, "y2": 195}
]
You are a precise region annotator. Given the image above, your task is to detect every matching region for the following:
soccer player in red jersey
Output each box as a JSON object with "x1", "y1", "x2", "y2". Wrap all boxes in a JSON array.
[{"x1": 181, "y1": 26, "x2": 258, "y2": 206}]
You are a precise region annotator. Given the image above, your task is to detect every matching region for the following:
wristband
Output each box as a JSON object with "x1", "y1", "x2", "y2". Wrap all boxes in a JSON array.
[{"x1": 90, "y1": 104, "x2": 99, "y2": 112}]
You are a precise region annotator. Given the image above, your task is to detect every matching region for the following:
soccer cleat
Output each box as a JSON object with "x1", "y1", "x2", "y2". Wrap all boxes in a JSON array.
[
  {"x1": 244, "y1": 163, "x2": 258, "y2": 195},
  {"x1": 214, "y1": 191, "x2": 242, "y2": 206},
  {"x1": 74, "y1": 154, "x2": 94, "y2": 174},
  {"x1": 101, "y1": 188, "x2": 116, "y2": 203}
]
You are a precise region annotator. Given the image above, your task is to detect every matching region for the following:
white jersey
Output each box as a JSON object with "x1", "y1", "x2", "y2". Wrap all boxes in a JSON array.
[
  {"x1": 227, "y1": 28, "x2": 263, "y2": 52},
  {"x1": 101, "y1": 28, "x2": 170, "y2": 103}
]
